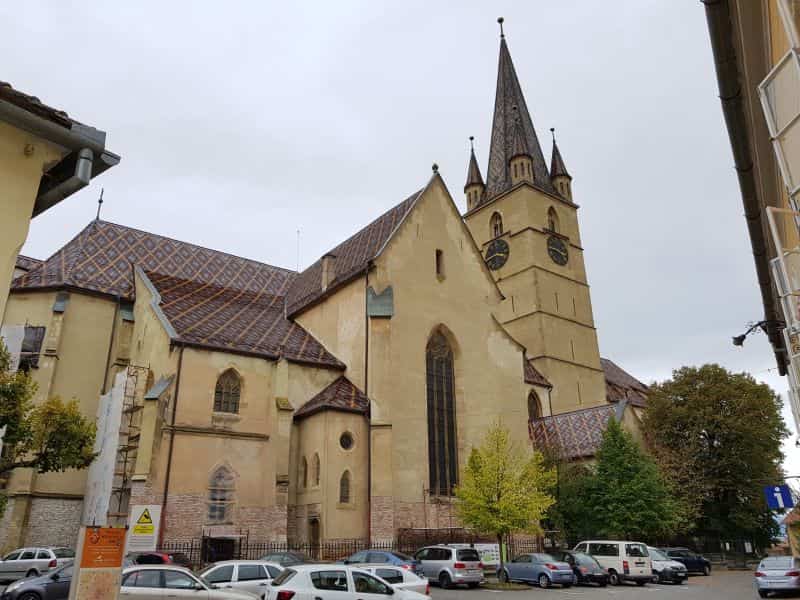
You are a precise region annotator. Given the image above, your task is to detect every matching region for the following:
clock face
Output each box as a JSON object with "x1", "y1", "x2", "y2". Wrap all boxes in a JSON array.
[
  {"x1": 484, "y1": 239, "x2": 509, "y2": 270},
  {"x1": 547, "y1": 236, "x2": 569, "y2": 265}
]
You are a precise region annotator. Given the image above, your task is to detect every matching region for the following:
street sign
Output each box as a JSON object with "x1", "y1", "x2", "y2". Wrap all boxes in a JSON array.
[
  {"x1": 764, "y1": 484, "x2": 795, "y2": 509},
  {"x1": 80, "y1": 527, "x2": 126, "y2": 569},
  {"x1": 126, "y1": 504, "x2": 161, "y2": 552}
]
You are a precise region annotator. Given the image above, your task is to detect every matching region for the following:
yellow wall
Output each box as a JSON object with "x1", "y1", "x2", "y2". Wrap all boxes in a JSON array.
[{"x1": 0, "y1": 122, "x2": 65, "y2": 321}]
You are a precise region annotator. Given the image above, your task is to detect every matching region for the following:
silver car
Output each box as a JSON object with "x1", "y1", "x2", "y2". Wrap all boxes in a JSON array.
[
  {"x1": 413, "y1": 545, "x2": 483, "y2": 588},
  {"x1": 200, "y1": 560, "x2": 283, "y2": 597},
  {"x1": 755, "y1": 556, "x2": 800, "y2": 597},
  {"x1": 120, "y1": 565, "x2": 258, "y2": 599},
  {"x1": 0, "y1": 547, "x2": 75, "y2": 582}
]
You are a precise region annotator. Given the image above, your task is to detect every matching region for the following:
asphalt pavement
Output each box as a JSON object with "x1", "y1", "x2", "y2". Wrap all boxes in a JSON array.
[{"x1": 433, "y1": 570, "x2": 765, "y2": 600}]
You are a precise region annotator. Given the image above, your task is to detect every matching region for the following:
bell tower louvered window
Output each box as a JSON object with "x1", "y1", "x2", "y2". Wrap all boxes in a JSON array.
[{"x1": 426, "y1": 331, "x2": 457, "y2": 496}]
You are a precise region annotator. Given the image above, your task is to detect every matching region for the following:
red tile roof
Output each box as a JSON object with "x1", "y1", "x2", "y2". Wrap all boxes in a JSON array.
[
  {"x1": 12, "y1": 220, "x2": 343, "y2": 369},
  {"x1": 529, "y1": 404, "x2": 618, "y2": 460},
  {"x1": 0, "y1": 81, "x2": 72, "y2": 128},
  {"x1": 524, "y1": 359, "x2": 552, "y2": 388},
  {"x1": 286, "y1": 189, "x2": 422, "y2": 316},
  {"x1": 14, "y1": 255, "x2": 43, "y2": 273},
  {"x1": 293, "y1": 376, "x2": 369, "y2": 420},
  {"x1": 601, "y1": 358, "x2": 648, "y2": 408}
]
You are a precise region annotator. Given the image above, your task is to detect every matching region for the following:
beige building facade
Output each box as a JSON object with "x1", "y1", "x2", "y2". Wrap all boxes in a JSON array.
[{"x1": 0, "y1": 28, "x2": 647, "y2": 551}]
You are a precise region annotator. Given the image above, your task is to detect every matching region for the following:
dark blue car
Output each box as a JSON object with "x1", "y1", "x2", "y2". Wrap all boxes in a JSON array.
[
  {"x1": 0, "y1": 562, "x2": 72, "y2": 600},
  {"x1": 661, "y1": 548, "x2": 711, "y2": 575},
  {"x1": 343, "y1": 550, "x2": 422, "y2": 576}
]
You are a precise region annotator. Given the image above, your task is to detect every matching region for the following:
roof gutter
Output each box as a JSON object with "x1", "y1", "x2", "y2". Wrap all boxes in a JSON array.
[
  {"x1": 703, "y1": 0, "x2": 787, "y2": 374},
  {"x1": 0, "y1": 97, "x2": 120, "y2": 217}
]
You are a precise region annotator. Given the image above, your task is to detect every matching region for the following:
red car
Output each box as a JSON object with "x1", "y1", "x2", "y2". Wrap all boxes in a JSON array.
[{"x1": 125, "y1": 552, "x2": 192, "y2": 568}]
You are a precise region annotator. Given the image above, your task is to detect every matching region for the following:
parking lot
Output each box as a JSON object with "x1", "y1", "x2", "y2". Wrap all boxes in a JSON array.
[{"x1": 434, "y1": 571, "x2": 760, "y2": 600}]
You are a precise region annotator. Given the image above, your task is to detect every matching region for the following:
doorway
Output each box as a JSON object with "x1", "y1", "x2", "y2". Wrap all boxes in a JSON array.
[{"x1": 309, "y1": 518, "x2": 320, "y2": 559}]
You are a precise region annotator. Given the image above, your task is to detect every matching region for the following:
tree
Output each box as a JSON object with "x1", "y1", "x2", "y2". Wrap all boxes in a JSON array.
[
  {"x1": 591, "y1": 418, "x2": 678, "y2": 540},
  {"x1": 643, "y1": 364, "x2": 787, "y2": 549},
  {"x1": 548, "y1": 462, "x2": 598, "y2": 545},
  {"x1": 455, "y1": 421, "x2": 556, "y2": 571},
  {"x1": 0, "y1": 340, "x2": 96, "y2": 482}
]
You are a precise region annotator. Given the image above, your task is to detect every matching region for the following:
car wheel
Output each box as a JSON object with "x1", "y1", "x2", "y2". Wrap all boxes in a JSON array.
[
  {"x1": 467, "y1": 582, "x2": 480, "y2": 589},
  {"x1": 703, "y1": 565, "x2": 711, "y2": 576},
  {"x1": 758, "y1": 591, "x2": 769, "y2": 598},
  {"x1": 498, "y1": 570, "x2": 509, "y2": 584},
  {"x1": 18, "y1": 593, "x2": 42, "y2": 600},
  {"x1": 538, "y1": 573, "x2": 550, "y2": 589},
  {"x1": 25, "y1": 569, "x2": 38, "y2": 578},
  {"x1": 607, "y1": 570, "x2": 620, "y2": 586},
  {"x1": 439, "y1": 572, "x2": 452, "y2": 589}
]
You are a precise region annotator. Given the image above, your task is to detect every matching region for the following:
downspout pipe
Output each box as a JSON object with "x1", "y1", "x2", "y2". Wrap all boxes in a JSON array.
[
  {"x1": 37, "y1": 148, "x2": 94, "y2": 213},
  {"x1": 159, "y1": 344, "x2": 185, "y2": 546},
  {"x1": 703, "y1": 0, "x2": 788, "y2": 374},
  {"x1": 364, "y1": 264, "x2": 372, "y2": 543}
]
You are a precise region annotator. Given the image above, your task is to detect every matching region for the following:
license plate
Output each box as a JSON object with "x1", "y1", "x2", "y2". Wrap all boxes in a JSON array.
[{"x1": 468, "y1": 569, "x2": 481, "y2": 574}]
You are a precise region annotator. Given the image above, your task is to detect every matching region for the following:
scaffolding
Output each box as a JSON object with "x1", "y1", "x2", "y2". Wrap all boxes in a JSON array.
[{"x1": 109, "y1": 364, "x2": 150, "y2": 526}]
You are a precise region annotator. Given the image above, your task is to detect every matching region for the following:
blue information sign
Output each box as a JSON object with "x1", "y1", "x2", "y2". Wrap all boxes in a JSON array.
[{"x1": 764, "y1": 484, "x2": 795, "y2": 510}]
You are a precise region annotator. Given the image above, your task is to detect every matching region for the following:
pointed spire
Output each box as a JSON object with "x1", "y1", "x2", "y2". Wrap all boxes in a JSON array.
[
  {"x1": 509, "y1": 107, "x2": 530, "y2": 160},
  {"x1": 465, "y1": 136, "x2": 485, "y2": 191},
  {"x1": 483, "y1": 20, "x2": 555, "y2": 202},
  {"x1": 549, "y1": 128, "x2": 571, "y2": 179}
]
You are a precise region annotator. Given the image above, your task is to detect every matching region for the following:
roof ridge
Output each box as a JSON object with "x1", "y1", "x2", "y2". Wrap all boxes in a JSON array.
[{"x1": 535, "y1": 402, "x2": 615, "y2": 421}]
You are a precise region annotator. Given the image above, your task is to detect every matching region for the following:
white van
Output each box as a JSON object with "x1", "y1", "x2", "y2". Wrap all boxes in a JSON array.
[{"x1": 573, "y1": 540, "x2": 652, "y2": 586}]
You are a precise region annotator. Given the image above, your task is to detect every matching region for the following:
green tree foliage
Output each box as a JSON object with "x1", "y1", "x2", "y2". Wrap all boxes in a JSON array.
[
  {"x1": 0, "y1": 340, "x2": 96, "y2": 481},
  {"x1": 643, "y1": 364, "x2": 787, "y2": 548},
  {"x1": 548, "y1": 463, "x2": 597, "y2": 545},
  {"x1": 455, "y1": 421, "x2": 556, "y2": 569}
]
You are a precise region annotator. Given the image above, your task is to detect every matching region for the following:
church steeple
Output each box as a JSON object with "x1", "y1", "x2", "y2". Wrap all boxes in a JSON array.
[
  {"x1": 509, "y1": 107, "x2": 533, "y2": 186},
  {"x1": 464, "y1": 136, "x2": 485, "y2": 211},
  {"x1": 549, "y1": 128, "x2": 572, "y2": 201},
  {"x1": 483, "y1": 17, "x2": 555, "y2": 202}
]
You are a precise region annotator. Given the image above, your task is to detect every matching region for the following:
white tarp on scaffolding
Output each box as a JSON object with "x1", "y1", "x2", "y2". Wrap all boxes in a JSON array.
[
  {"x1": 0, "y1": 324, "x2": 25, "y2": 372},
  {"x1": 82, "y1": 370, "x2": 127, "y2": 526}
]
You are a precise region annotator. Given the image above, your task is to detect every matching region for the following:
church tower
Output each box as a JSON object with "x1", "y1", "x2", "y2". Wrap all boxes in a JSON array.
[{"x1": 463, "y1": 19, "x2": 606, "y2": 413}]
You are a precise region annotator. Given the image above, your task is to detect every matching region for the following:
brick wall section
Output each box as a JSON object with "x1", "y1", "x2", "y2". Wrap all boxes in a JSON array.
[
  {"x1": 24, "y1": 498, "x2": 83, "y2": 547},
  {"x1": 370, "y1": 496, "x2": 394, "y2": 543},
  {"x1": 130, "y1": 480, "x2": 160, "y2": 508},
  {"x1": 392, "y1": 498, "x2": 460, "y2": 532}
]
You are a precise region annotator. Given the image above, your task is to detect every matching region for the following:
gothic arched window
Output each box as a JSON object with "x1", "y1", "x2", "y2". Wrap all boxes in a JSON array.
[
  {"x1": 313, "y1": 453, "x2": 321, "y2": 486},
  {"x1": 339, "y1": 470, "x2": 351, "y2": 504},
  {"x1": 528, "y1": 391, "x2": 542, "y2": 421},
  {"x1": 214, "y1": 369, "x2": 241, "y2": 413},
  {"x1": 301, "y1": 456, "x2": 308, "y2": 489},
  {"x1": 547, "y1": 207, "x2": 559, "y2": 234},
  {"x1": 426, "y1": 330, "x2": 457, "y2": 496},
  {"x1": 491, "y1": 212, "x2": 503, "y2": 238},
  {"x1": 208, "y1": 465, "x2": 235, "y2": 523}
]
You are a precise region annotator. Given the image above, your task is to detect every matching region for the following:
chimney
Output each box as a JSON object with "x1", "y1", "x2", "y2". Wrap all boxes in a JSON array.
[{"x1": 321, "y1": 253, "x2": 337, "y2": 291}]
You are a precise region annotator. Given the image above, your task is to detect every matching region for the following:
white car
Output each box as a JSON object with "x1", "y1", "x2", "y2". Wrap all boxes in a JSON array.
[
  {"x1": 646, "y1": 547, "x2": 687, "y2": 584},
  {"x1": 573, "y1": 540, "x2": 652, "y2": 586},
  {"x1": 201, "y1": 560, "x2": 284, "y2": 596},
  {"x1": 266, "y1": 564, "x2": 430, "y2": 600},
  {"x1": 356, "y1": 564, "x2": 429, "y2": 595},
  {"x1": 120, "y1": 565, "x2": 259, "y2": 599}
]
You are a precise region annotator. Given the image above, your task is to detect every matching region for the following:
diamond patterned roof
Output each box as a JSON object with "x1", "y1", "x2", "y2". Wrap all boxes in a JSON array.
[
  {"x1": 293, "y1": 376, "x2": 369, "y2": 420},
  {"x1": 529, "y1": 404, "x2": 618, "y2": 460},
  {"x1": 12, "y1": 220, "x2": 343, "y2": 369},
  {"x1": 15, "y1": 255, "x2": 42, "y2": 273},
  {"x1": 286, "y1": 189, "x2": 422, "y2": 316}
]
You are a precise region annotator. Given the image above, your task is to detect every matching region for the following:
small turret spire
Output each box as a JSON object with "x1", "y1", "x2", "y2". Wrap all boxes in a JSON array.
[
  {"x1": 549, "y1": 128, "x2": 571, "y2": 179},
  {"x1": 464, "y1": 136, "x2": 486, "y2": 211}
]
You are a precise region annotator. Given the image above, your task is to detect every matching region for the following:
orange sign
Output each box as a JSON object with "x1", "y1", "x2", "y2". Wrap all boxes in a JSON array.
[{"x1": 80, "y1": 527, "x2": 126, "y2": 569}]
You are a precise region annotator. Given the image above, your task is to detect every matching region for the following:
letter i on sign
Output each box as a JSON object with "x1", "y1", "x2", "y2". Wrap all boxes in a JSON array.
[{"x1": 775, "y1": 487, "x2": 786, "y2": 509}]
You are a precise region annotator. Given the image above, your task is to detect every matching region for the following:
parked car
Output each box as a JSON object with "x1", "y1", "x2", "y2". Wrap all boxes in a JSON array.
[
  {"x1": 647, "y1": 547, "x2": 687, "y2": 584},
  {"x1": 0, "y1": 547, "x2": 74, "y2": 582},
  {"x1": 0, "y1": 561, "x2": 73, "y2": 600},
  {"x1": 551, "y1": 550, "x2": 608, "y2": 586},
  {"x1": 258, "y1": 552, "x2": 311, "y2": 567},
  {"x1": 413, "y1": 545, "x2": 483, "y2": 588},
  {"x1": 120, "y1": 565, "x2": 258, "y2": 599},
  {"x1": 356, "y1": 564, "x2": 430, "y2": 595},
  {"x1": 497, "y1": 553, "x2": 573, "y2": 588},
  {"x1": 125, "y1": 551, "x2": 192, "y2": 568},
  {"x1": 755, "y1": 556, "x2": 800, "y2": 598},
  {"x1": 200, "y1": 560, "x2": 284, "y2": 597},
  {"x1": 343, "y1": 550, "x2": 422, "y2": 575},
  {"x1": 661, "y1": 547, "x2": 711, "y2": 575},
  {"x1": 573, "y1": 540, "x2": 652, "y2": 586},
  {"x1": 265, "y1": 565, "x2": 429, "y2": 600}
]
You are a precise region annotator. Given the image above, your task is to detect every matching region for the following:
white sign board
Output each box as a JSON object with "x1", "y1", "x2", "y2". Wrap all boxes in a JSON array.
[
  {"x1": 126, "y1": 504, "x2": 162, "y2": 552},
  {"x1": 449, "y1": 543, "x2": 501, "y2": 566}
]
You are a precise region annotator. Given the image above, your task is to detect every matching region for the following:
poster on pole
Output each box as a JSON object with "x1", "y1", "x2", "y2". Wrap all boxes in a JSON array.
[{"x1": 126, "y1": 505, "x2": 162, "y2": 552}]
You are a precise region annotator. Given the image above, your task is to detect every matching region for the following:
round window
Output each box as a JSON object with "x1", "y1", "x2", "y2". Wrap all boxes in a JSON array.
[{"x1": 339, "y1": 432, "x2": 354, "y2": 450}]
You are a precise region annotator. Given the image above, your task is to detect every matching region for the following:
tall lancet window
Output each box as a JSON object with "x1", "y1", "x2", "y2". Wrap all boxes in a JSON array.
[{"x1": 426, "y1": 330, "x2": 457, "y2": 496}]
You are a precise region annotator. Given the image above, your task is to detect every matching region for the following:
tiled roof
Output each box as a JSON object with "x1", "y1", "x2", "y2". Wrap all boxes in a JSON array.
[
  {"x1": 524, "y1": 359, "x2": 552, "y2": 388},
  {"x1": 293, "y1": 376, "x2": 369, "y2": 420},
  {"x1": 12, "y1": 220, "x2": 344, "y2": 369},
  {"x1": 601, "y1": 358, "x2": 648, "y2": 408},
  {"x1": 480, "y1": 36, "x2": 556, "y2": 205},
  {"x1": 464, "y1": 146, "x2": 485, "y2": 191},
  {"x1": 0, "y1": 81, "x2": 72, "y2": 128},
  {"x1": 286, "y1": 189, "x2": 422, "y2": 316},
  {"x1": 550, "y1": 138, "x2": 570, "y2": 179},
  {"x1": 529, "y1": 403, "x2": 619, "y2": 460},
  {"x1": 14, "y1": 255, "x2": 43, "y2": 273}
]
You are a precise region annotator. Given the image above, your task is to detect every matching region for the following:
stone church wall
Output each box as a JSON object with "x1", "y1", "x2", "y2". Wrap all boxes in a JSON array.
[{"x1": 23, "y1": 497, "x2": 83, "y2": 547}]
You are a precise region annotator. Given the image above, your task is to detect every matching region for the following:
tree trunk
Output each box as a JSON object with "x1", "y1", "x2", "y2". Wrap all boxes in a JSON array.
[{"x1": 497, "y1": 533, "x2": 504, "y2": 576}]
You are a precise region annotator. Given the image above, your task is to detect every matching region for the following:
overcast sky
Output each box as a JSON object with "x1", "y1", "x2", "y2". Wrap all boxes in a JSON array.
[{"x1": 4, "y1": 2, "x2": 798, "y2": 473}]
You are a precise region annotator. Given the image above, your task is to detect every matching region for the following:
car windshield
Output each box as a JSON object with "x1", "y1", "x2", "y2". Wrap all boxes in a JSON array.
[
  {"x1": 648, "y1": 548, "x2": 668, "y2": 561},
  {"x1": 533, "y1": 554, "x2": 556, "y2": 562},
  {"x1": 272, "y1": 569, "x2": 297, "y2": 586},
  {"x1": 390, "y1": 551, "x2": 414, "y2": 561},
  {"x1": 761, "y1": 557, "x2": 794, "y2": 569}
]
